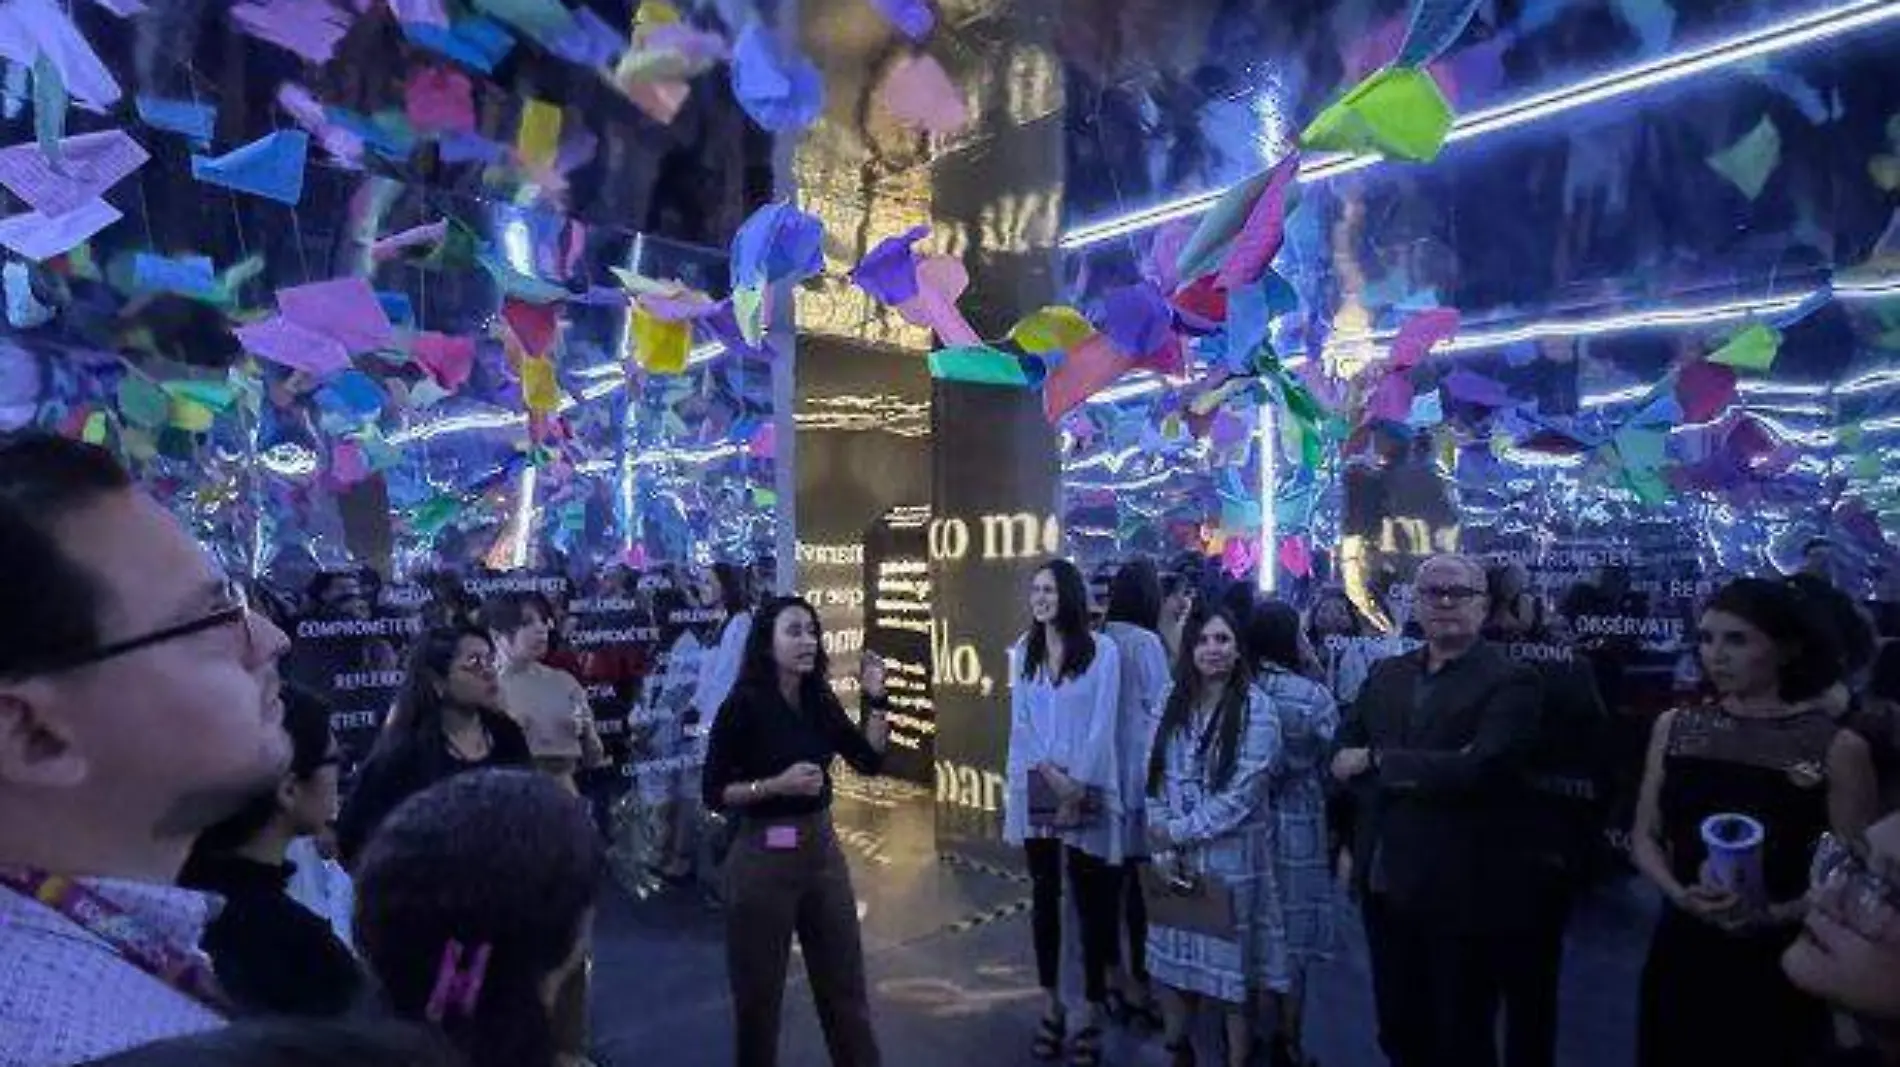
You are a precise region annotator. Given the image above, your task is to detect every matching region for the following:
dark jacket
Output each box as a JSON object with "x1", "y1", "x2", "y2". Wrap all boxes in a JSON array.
[
  {"x1": 178, "y1": 853, "x2": 365, "y2": 1018},
  {"x1": 1338, "y1": 640, "x2": 1543, "y2": 932},
  {"x1": 335, "y1": 708, "x2": 532, "y2": 866}
]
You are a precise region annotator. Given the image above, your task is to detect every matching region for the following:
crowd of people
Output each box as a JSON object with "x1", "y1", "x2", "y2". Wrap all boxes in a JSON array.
[{"x1": 1, "y1": 430, "x2": 1897, "y2": 1067}]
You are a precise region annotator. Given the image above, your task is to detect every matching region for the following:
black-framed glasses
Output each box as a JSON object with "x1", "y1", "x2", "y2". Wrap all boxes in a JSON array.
[
  {"x1": 48, "y1": 577, "x2": 252, "y2": 675},
  {"x1": 1417, "y1": 585, "x2": 1486, "y2": 603},
  {"x1": 1811, "y1": 833, "x2": 1900, "y2": 939}
]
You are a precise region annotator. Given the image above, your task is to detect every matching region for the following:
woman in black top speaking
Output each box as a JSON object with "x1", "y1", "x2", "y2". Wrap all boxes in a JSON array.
[{"x1": 702, "y1": 595, "x2": 891, "y2": 1067}]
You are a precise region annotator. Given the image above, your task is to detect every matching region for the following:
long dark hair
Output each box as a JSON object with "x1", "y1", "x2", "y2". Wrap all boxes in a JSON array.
[
  {"x1": 1105, "y1": 558, "x2": 1163, "y2": 633},
  {"x1": 711, "y1": 562, "x2": 749, "y2": 616},
  {"x1": 1702, "y1": 578, "x2": 1844, "y2": 702},
  {"x1": 1022, "y1": 558, "x2": 1096, "y2": 682},
  {"x1": 376, "y1": 626, "x2": 493, "y2": 758},
  {"x1": 733, "y1": 596, "x2": 837, "y2": 710},
  {"x1": 354, "y1": 769, "x2": 600, "y2": 1067},
  {"x1": 1147, "y1": 609, "x2": 1254, "y2": 796},
  {"x1": 1246, "y1": 599, "x2": 1304, "y2": 673},
  {"x1": 1305, "y1": 586, "x2": 1368, "y2": 648},
  {"x1": 189, "y1": 685, "x2": 335, "y2": 855}
]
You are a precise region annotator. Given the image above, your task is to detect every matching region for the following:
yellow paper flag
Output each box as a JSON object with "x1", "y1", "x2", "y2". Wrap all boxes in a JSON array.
[
  {"x1": 631, "y1": 307, "x2": 690, "y2": 374},
  {"x1": 520, "y1": 355, "x2": 563, "y2": 413},
  {"x1": 168, "y1": 396, "x2": 216, "y2": 433},
  {"x1": 81, "y1": 411, "x2": 107, "y2": 444},
  {"x1": 1009, "y1": 306, "x2": 1095, "y2": 355},
  {"x1": 635, "y1": 0, "x2": 680, "y2": 32},
  {"x1": 1300, "y1": 67, "x2": 1453, "y2": 163},
  {"x1": 516, "y1": 99, "x2": 562, "y2": 169},
  {"x1": 1708, "y1": 323, "x2": 1781, "y2": 372}
]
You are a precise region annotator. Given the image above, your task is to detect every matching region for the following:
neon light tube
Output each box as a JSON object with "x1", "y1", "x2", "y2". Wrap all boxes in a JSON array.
[{"x1": 1059, "y1": 0, "x2": 1900, "y2": 250}]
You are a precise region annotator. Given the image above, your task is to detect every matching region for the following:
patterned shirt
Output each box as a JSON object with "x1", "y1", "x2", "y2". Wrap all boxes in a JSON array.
[{"x1": 0, "y1": 875, "x2": 224, "y2": 1067}]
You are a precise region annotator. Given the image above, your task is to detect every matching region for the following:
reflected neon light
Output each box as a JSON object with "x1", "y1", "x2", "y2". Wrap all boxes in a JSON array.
[{"x1": 1059, "y1": 0, "x2": 1900, "y2": 249}]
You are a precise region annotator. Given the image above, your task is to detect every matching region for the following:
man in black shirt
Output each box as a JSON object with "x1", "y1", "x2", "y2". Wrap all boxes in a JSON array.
[{"x1": 1333, "y1": 554, "x2": 1542, "y2": 1067}]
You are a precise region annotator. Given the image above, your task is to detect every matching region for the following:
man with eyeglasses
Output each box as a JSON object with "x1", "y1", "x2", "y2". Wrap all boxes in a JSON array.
[
  {"x1": 0, "y1": 433, "x2": 292, "y2": 1066},
  {"x1": 1782, "y1": 814, "x2": 1900, "y2": 1065},
  {"x1": 1331, "y1": 553, "x2": 1543, "y2": 1067}
]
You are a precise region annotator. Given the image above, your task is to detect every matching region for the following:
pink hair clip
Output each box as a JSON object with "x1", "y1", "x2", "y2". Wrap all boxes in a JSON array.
[{"x1": 424, "y1": 939, "x2": 492, "y2": 1022}]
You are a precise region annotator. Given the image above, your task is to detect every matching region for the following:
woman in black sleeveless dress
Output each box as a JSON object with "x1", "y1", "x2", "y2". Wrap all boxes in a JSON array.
[{"x1": 1633, "y1": 579, "x2": 1879, "y2": 1067}]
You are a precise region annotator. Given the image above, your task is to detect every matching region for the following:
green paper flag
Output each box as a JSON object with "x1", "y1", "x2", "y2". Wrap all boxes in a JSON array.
[
  {"x1": 32, "y1": 55, "x2": 67, "y2": 171},
  {"x1": 1707, "y1": 117, "x2": 1781, "y2": 200},
  {"x1": 928, "y1": 345, "x2": 1030, "y2": 387},
  {"x1": 116, "y1": 375, "x2": 171, "y2": 429},
  {"x1": 81, "y1": 410, "x2": 107, "y2": 445},
  {"x1": 1708, "y1": 323, "x2": 1781, "y2": 371},
  {"x1": 161, "y1": 380, "x2": 237, "y2": 412},
  {"x1": 1300, "y1": 67, "x2": 1454, "y2": 163},
  {"x1": 411, "y1": 494, "x2": 463, "y2": 536},
  {"x1": 753, "y1": 487, "x2": 779, "y2": 508}
]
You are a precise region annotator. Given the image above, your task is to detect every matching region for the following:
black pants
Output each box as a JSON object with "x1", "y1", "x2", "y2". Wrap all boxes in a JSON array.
[
  {"x1": 1025, "y1": 839, "x2": 1120, "y2": 1004},
  {"x1": 1115, "y1": 859, "x2": 1149, "y2": 982},
  {"x1": 1497, "y1": 878, "x2": 1573, "y2": 1067},
  {"x1": 1363, "y1": 895, "x2": 1505, "y2": 1067},
  {"x1": 725, "y1": 813, "x2": 880, "y2": 1067}
]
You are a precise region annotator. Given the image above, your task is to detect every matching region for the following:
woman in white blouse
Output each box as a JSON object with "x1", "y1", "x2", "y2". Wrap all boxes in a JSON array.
[
  {"x1": 691, "y1": 562, "x2": 754, "y2": 738},
  {"x1": 1099, "y1": 559, "x2": 1172, "y2": 1030},
  {"x1": 1005, "y1": 559, "x2": 1123, "y2": 1067}
]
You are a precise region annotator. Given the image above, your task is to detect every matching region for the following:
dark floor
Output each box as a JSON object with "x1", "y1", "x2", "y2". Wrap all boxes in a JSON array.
[{"x1": 590, "y1": 780, "x2": 1657, "y2": 1067}]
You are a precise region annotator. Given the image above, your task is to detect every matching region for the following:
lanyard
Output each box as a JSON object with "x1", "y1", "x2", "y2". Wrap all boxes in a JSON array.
[{"x1": 0, "y1": 868, "x2": 231, "y2": 1015}]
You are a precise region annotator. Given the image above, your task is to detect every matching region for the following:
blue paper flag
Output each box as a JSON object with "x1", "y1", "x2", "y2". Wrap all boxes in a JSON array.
[
  {"x1": 547, "y1": 5, "x2": 625, "y2": 67},
  {"x1": 731, "y1": 201, "x2": 825, "y2": 287},
  {"x1": 868, "y1": 0, "x2": 934, "y2": 40},
  {"x1": 316, "y1": 370, "x2": 387, "y2": 420},
  {"x1": 1394, "y1": 0, "x2": 1484, "y2": 67},
  {"x1": 191, "y1": 130, "x2": 309, "y2": 205},
  {"x1": 1093, "y1": 282, "x2": 1172, "y2": 358},
  {"x1": 131, "y1": 254, "x2": 216, "y2": 299},
  {"x1": 325, "y1": 108, "x2": 417, "y2": 162},
  {"x1": 401, "y1": 18, "x2": 516, "y2": 74},
  {"x1": 731, "y1": 25, "x2": 824, "y2": 133},
  {"x1": 850, "y1": 225, "x2": 929, "y2": 305},
  {"x1": 134, "y1": 95, "x2": 216, "y2": 143},
  {"x1": 439, "y1": 130, "x2": 507, "y2": 164},
  {"x1": 376, "y1": 290, "x2": 415, "y2": 326}
]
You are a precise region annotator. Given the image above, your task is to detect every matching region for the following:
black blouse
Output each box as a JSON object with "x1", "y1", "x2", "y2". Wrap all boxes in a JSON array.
[
  {"x1": 701, "y1": 683, "x2": 887, "y2": 818},
  {"x1": 178, "y1": 853, "x2": 364, "y2": 1018},
  {"x1": 335, "y1": 708, "x2": 532, "y2": 865}
]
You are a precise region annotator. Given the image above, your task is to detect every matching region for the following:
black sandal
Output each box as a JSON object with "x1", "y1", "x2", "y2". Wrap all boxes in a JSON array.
[
  {"x1": 1068, "y1": 1024, "x2": 1104, "y2": 1067},
  {"x1": 1031, "y1": 1010, "x2": 1065, "y2": 1061}
]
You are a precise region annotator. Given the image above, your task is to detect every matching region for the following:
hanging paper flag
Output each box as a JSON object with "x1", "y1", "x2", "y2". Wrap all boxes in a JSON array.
[
  {"x1": 731, "y1": 200, "x2": 825, "y2": 287},
  {"x1": 400, "y1": 17, "x2": 515, "y2": 74},
  {"x1": 473, "y1": 0, "x2": 573, "y2": 41},
  {"x1": 868, "y1": 0, "x2": 933, "y2": 39},
  {"x1": 732, "y1": 283, "x2": 768, "y2": 345},
  {"x1": 1009, "y1": 305, "x2": 1095, "y2": 355},
  {"x1": 1611, "y1": 0, "x2": 1676, "y2": 57},
  {"x1": 191, "y1": 130, "x2": 309, "y2": 205},
  {"x1": 405, "y1": 67, "x2": 476, "y2": 133},
  {"x1": 519, "y1": 355, "x2": 563, "y2": 413},
  {"x1": 1393, "y1": 0, "x2": 1484, "y2": 67},
  {"x1": 731, "y1": 24, "x2": 824, "y2": 133},
  {"x1": 615, "y1": 23, "x2": 728, "y2": 83},
  {"x1": 370, "y1": 220, "x2": 449, "y2": 263},
  {"x1": 850, "y1": 225, "x2": 930, "y2": 306},
  {"x1": 32, "y1": 55, "x2": 66, "y2": 171},
  {"x1": 501, "y1": 297, "x2": 561, "y2": 356},
  {"x1": 1278, "y1": 536, "x2": 1314, "y2": 578},
  {"x1": 229, "y1": 0, "x2": 353, "y2": 64},
  {"x1": 630, "y1": 307, "x2": 690, "y2": 373},
  {"x1": 619, "y1": 80, "x2": 691, "y2": 125},
  {"x1": 0, "y1": 129, "x2": 150, "y2": 218},
  {"x1": 412, "y1": 332, "x2": 476, "y2": 391},
  {"x1": 1364, "y1": 373, "x2": 1415, "y2": 425},
  {"x1": 515, "y1": 98, "x2": 562, "y2": 169},
  {"x1": 878, "y1": 53, "x2": 969, "y2": 135},
  {"x1": 131, "y1": 254, "x2": 217, "y2": 299},
  {"x1": 1708, "y1": 323, "x2": 1781, "y2": 371},
  {"x1": 1441, "y1": 368, "x2": 1511, "y2": 407},
  {"x1": 276, "y1": 84, "x2": 364, "y2": 169},
  {"x1": 278, "y1": 278, "x2": 395, "y2": 354},
  {"x1": 393, "y1": 0, "x2": 448, "y2": 27},
  {"x1": 1222, "y1": 537, "x2": 1261, "y2": 580},
  {"x1": 547, "y1": 5, "x2": 625, "y2": 66},
  {"x1": 115, "y1": 375, "x2": 171, "y2": 429},
  {"x1": 1674, "y1": 359, "x2": 1736, "y2": 421},
  {"x1": 1176, "y1": 166, "x2": 1282, "y2": 283},
  {"x1": 1171, "y1": 276, "x2": 1229, "y2": 330},
  {"x1": 1215, "y1": 152, "x2": 1301, "y2": 290},
  {"x1": 2, "y1": 260, "x2": 52, "y2": 326},
  {"x1": 235, "y1": 315, "x2": 351, "y2": 377},
  {"x1": 0, "y1": 0, "x2": 121, "y2": 110},
  {"x1": 1300, "y1": 67, "x2": 1454, "y2": 163},
  {"x1": 0, "y1": 197, "x2": 120, "y2": 260},
  {"x1": 167, "y1": 393, "x2": 215, "y2": 433},
  {"x1": 134, "y1": 96, "x2": 216, "y2": 143},
  {"x1": 897, "y1": 255, "x2": 980, "y2": 345},
  {"x1": 1390, "y1": 306, "x2": 1460, "y2": 368},
  {"x1": 1407, "y1": 389, "x2": 1444, "y2": 426},
  {"x1": 928, "y1": 345, "x2": 1029, "y2": 386},
  {"x1": 1706, "y1": 116, "x2": 1780, "y2": 201},
  {"x1": 1042, "y1": 333, "x2": 1136, "y2": 422},
  {"x1": 1095, "y1": 282, "x2": 1174, "y2": 359},
  {"x1": 329, "y1": 439, "x2": 370, "y2": 488}
]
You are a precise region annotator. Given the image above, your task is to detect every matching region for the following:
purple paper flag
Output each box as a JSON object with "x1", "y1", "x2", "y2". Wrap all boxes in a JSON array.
[
  {"x1": 851, "y1": 225, "x2": 930, "y2": 305},
  {"x1": 731, "y1": 200, "x2": 825, "y2": 287},
  {"x1": 1095, "y1": 282, "x2": 1173, "y2": 358},
  {"x1": 0, "y1": 196, "x2": 120, "y2": 260},
  {"x1": 0, "y1": 129, "x2": 148, "y2": 217},
  {"x1": 237, "y1": 315, "x2": 351, "y2": 377},
  {"x1": 230, "y1": 0, "x2": 353, "y2": 64},
  {"x1": 731, "y1": 25, "x2": 823, "y2": 133},
  {"x1": 278, "y1": 277, "x2": 393, "y2": 354},
  {"x1": 1390, "y1": 307, "x2": 1460, "y2": 369},
  {"x1": 1442, "y1": 368, "x2": 1511, "y2": 408},
  {"x1": 1215, "y1": 153, "x2": 1300, "y2": 291}
]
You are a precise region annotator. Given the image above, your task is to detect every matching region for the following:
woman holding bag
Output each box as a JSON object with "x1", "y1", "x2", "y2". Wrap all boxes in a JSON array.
[
  {"x1": 1145, "y1": 608, "x2": 1288, "y2": 1067},
  {"x1": 1005, "y1": 558, "x2": 1124, "y2": 1067}
]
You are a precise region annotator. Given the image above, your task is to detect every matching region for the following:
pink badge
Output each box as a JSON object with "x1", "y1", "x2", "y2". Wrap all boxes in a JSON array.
[{"x1": 764, "y1": 825, "x2": 799, "y2": 850}]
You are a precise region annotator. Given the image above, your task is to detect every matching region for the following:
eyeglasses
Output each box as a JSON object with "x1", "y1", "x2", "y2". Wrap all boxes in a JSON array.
[
  {"x1": 45, "y1": 577, "x2": 253, "y2": 675},
  {"x1": 453, "y1": 653, "x2": 499, "y2": 675},
  {"x1": 1810, "y1": 833, "x2": 1900, "y2": 939},
  {"x1": 1417, "y1": 586, "x2": 1486, "y2": 603}
]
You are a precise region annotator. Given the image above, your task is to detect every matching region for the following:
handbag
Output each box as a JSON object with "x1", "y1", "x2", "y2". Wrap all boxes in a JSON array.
[
  {"x1": 1027, "y1": 770, "x2": 1103, "y2": 829},
  {"x1": 1140, "y1": 856, "x2": 1238, "y2": 940}
]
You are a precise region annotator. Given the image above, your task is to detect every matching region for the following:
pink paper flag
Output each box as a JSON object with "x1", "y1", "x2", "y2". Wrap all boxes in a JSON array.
[
  {"x1": 621, "y1": 79, "x2": 691, "y2": 125},
  {"x1": 0, "y1": 196, "x2": 120, "y2": 260},
  {"x1": 230, "y1": 0, "x2": 353, "y2": 63},
  {"x1": 1364, "y1": 373, "x2": 1415, "y2": 424},
  {"x1": 1389, "y1": 307, "x2": 1460, "y2": 369},
  {"x1": 0, "y1": 129, "x2": 149, "y2": 217},
  {"x1": 369, "y1": 219, "x2": 448, "y2": 262},
  {"x1": 1042, "y1": 333, "x2": 1135, "y2": 422},
  {"x1": 412, "y1": 331, "x2": 475, "y2": 390},
  {"x1": 748, "y1": 420, "x2": 777, "y2": 460},
  {"x1": 1278, "y1": 536, "x2": 1313, "y2": 578},
  {"x1": 1222, "y1": 538, "x2": 1260, "y2": 580},
  {"x1": 236, "y1": 315, "x2": 352, "y2": 376},
  {"x1": 278, "y1": 277, "x2": 393, "y2": 354},
  {"x1": 328, "y1": 439, "x2": 369, "y2": 488},
  {"x1": 878, "y1": 53, "x2": 970, "y2": 135},
  {"x1": 1215, "y1": 153, "x2": 1300, "y2": 291},
  {"x1": 1675, "y1": 359, "x2": 1737, "y2": 422},
  {"x1": 897, "y1": 255, "x2": 980, "y2": 345},
  {"x1": 404, "y1": 66, "x2": 475, "y2": 133}
]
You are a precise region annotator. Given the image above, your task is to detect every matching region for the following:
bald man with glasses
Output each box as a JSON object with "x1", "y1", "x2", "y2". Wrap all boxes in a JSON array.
[
  {"x1": 0, "y1": 433, "x2": 292, "y2": 1066},
  {"x1": 1331, "y1": 554, "x2": 1543, "y2": 1067}
]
